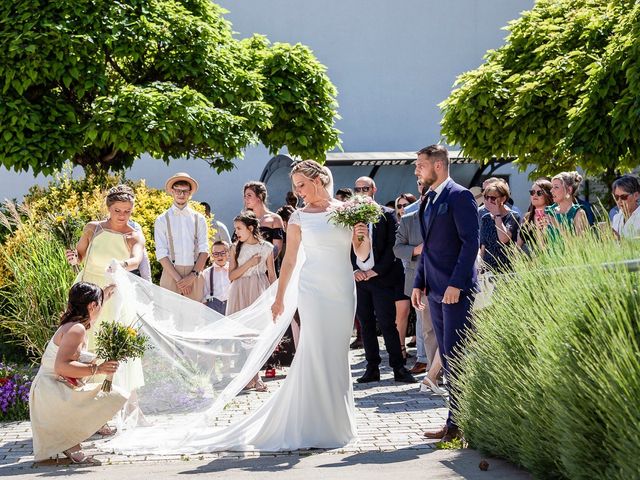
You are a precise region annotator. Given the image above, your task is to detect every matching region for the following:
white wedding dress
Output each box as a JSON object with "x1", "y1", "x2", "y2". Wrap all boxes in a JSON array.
[{"x1": 105, "y1": 208, "x2": 357, "y2": 454}]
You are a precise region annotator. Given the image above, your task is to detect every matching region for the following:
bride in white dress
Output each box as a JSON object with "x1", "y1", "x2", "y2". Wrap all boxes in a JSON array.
[{"x1": 104, "y1": 160, "x2": 370, "y2": 454}]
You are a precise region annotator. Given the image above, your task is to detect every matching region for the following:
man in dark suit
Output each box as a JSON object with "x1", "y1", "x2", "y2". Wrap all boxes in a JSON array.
[
  {"x1": 351, "y1": 176, "x2": 416, "y2": 384},
  {"x1": 411, "y1": 145, "x2": 479, "y2": 442}
]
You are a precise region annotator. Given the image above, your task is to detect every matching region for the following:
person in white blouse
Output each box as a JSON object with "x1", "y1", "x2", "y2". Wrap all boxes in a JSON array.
[
  {"x1": 611, "y1": 175, "x2": 640, "y2": 239},
  {"x1": 202, "y1": 240, "x2": 232, "y2": 314},
  {"x1": 154, "y1": 173, "x2": 209, "y2": 301}
]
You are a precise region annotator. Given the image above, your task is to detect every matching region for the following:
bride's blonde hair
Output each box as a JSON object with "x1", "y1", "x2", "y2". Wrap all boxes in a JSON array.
[{"x1": 290, "y1": 160, "x2": 331, "y2": 189}]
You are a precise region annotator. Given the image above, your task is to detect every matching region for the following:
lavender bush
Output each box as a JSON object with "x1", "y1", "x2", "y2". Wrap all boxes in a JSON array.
[{"x1": 0, "y1": 361, "x2": 33, "y2": 422}]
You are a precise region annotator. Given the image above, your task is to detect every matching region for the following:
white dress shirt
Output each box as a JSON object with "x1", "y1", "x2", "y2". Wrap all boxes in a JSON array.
[
  {"x1": 427, "y1": 176, "x2": 452, "y2": 206},
  {"x1": 612, "y1": 208, "x2": 640, "y2": 239},
  {"x1": 356, "y1": 223, "x2": 376, "y2": 271},
  {"x1": 203, "y1": 264, "x2": 231, "y2": 301},
  {"x1": 155, "y1": 205, "x2": 209, "y2": 266}
]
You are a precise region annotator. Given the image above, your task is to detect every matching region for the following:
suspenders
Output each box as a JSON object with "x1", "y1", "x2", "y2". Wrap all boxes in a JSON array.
[{"x1": 165, "y1": 210, "x2": 200, "y2": 264}]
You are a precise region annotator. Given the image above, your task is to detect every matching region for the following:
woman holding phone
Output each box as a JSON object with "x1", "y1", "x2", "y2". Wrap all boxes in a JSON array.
[{"x1": 517, "y1": 178, "x2": 554, "y2": 252}]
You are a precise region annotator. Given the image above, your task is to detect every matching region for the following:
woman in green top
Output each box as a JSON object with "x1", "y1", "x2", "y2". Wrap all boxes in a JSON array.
[{"x1": 545, "y1": 171, "x2": 589, "y2": 240}]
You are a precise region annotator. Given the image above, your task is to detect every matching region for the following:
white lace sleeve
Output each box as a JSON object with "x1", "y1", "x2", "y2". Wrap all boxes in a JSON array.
[{"x1": 288, "y1": 210, "x2": 302, "y2": 226}]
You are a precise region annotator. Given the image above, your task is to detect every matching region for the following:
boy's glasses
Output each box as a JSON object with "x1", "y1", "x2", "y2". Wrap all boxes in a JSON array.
[{"x1": 211, "y1": 251, "x2": 228, "y2": 257}]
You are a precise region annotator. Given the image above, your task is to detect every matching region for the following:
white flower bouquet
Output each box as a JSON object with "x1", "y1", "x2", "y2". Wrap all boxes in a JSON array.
[{"x1": 328, "y1": 195, "x2": 383, "y2": 240}]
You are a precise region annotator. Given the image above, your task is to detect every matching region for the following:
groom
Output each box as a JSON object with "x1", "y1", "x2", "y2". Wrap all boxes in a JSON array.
[{"x1": 411, "y1": 145, "x2": 479, "y2": 442}]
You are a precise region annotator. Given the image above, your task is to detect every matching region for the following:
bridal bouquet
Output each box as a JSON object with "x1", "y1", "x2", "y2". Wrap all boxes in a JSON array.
[
  {"x1": 328, "y1": 195, "x2": 383, "y2": 240},
  {"x1": 94, "y1": 319, "x2": 150, "y2": 392}
]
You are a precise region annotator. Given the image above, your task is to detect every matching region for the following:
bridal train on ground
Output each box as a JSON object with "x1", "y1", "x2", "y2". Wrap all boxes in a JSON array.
[{"x1": 104, "y1": 208, "x2": 358, "y2": 454}]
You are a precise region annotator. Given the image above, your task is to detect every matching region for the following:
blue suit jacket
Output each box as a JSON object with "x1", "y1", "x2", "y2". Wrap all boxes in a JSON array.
[{"x1": 413, "y1": 180, "x2": 479, "y2": 299}]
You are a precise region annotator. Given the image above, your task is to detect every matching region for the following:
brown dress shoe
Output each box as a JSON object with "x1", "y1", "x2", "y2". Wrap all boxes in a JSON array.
[
  {"x1": 409, "y1": 362, "x2": 427, "y2": 374},
  {"x1": 441, "y1": 426, "x2": 461, "y2": 442},
  {"x1": 423, "y1": 425, "x2": 448, "y2": 439}
]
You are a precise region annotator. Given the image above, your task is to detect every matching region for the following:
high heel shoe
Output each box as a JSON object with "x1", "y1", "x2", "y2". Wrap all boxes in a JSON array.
[
  {"x1": 62, "y1": 449, "x2": 102, "y2": 465},
  {"x1": 264, "y1": 367, "x2": 276, "y2": 378},
  {"x1": 419, "y1": 377, "x2": 447, "y2": 396}
]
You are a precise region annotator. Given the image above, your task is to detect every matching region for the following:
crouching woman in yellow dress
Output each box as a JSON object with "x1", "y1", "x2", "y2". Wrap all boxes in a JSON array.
[
  {"x1": 65, "y1": 185, "x2": 146, "y2": 394},
  {"x1": 29, "y1": 282, "x2": 127, "y2": 464}
]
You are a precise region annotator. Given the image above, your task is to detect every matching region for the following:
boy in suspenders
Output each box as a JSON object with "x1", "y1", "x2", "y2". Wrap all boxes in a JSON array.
[{"x1": 155, "y1": 173, "x2": 209, "y2": 301}]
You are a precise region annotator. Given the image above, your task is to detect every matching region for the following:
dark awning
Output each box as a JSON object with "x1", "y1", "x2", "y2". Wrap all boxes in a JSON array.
[{"x1": 324, "y1": 151, "x2": 477, "y2": 167}]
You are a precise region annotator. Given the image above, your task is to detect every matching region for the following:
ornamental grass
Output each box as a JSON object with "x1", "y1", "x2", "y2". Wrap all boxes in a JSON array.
[{"x1": 454, "y1": 231, "x2": 640, "y2": 479}]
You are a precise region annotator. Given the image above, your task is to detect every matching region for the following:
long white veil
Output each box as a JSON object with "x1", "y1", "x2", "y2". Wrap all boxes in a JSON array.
[{"x1": 102, "y1": 248, "x2": 304, "y2": 449}]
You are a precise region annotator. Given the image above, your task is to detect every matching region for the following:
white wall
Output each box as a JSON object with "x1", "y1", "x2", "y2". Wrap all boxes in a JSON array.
[{"x1": 0, "y1": 0, "x2": 533, "y2": 226}]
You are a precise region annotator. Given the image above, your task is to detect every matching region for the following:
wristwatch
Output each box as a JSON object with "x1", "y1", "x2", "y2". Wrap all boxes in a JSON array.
[
  {"x1": 191, "y1": 269, "x2": 199, "y2": 277},
  {"x1": 122, "y1": 260, "x2": 129, "y2": 269}
]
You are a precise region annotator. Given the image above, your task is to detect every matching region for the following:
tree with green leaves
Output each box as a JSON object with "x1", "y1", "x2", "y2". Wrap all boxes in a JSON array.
[
  {"x1": 440, "y1": 0, "x2": 639, "y2": 188},
  {"x1": 0, "y1": 0, "x2": 340, "y2": 175}
]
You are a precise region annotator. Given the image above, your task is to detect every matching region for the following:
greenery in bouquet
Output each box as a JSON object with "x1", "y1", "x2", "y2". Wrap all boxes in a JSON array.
[
  {"x1": 94, "y1": 320, "x2": 151, "y2": 392},
  {"x1": 0, "y1": 361, "x2": 33, "y2": 422},
  {"x1": 328, "y1": 195, "x2": 383, "y2": 239}
]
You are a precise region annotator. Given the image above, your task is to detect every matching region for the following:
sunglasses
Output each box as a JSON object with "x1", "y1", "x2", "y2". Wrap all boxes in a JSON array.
[
  {"x1": 613, "y1": 193, "x2": 631, "y2": 201},
  {"x1": 483, "y1": 195, "x2": 500, "y2": 202},
  {"x1": 397, "y1": 203, "x2": 410, "y2": 209},
  {"x1": 354, "y1": 186, "x2": 372, "y2": 193},
  {"x1": 211, "y1": 251, "x2": 228, "y2": 257},
  {"x1": 529, "y1": 189, "x2": 545, "y2": 197}
]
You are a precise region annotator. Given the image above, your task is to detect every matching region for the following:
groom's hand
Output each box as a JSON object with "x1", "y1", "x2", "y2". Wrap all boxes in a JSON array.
[
  {"x1": 443, "y1": 286, "x2": 461, "y2": 304},
  {"x1": 411, "y1": 288, "x2": 425, "y2": 310}
]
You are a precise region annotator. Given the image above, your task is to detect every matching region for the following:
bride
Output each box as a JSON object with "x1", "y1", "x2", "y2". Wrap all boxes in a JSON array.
[{"x1": 105, "y1": 160, "x2": 370, "y2": 453}]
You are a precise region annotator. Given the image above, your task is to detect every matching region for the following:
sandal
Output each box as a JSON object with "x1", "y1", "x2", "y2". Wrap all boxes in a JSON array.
[
  {"x1": 254, "y1": 379, "x2": 268, "y2": 392},
  {"x1": 62, "y1": 449, "x2": 102, "y2": 465},
  {"x1": 96, "y1": 424, "x2": 117, "y2": 436}
]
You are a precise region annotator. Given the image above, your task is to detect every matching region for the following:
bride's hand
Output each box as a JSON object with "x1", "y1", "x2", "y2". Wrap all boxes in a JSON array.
[{"x1": 271, "y1": 299, "x2": 284, "y2": 323}]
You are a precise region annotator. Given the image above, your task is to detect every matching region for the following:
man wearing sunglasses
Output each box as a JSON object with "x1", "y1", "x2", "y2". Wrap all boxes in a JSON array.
[
  {"x1": 351, "y1": 177, "x2": 416, "y2": 384},
  {"x1": 155, "y1": 172, "x2": 209, "y2": 301},
  {"x1": 412, "y1": 145, "x2": 479, "y2": 443}
]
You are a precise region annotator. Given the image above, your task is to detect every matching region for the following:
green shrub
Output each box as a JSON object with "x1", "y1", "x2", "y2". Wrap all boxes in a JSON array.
[
  {"x1": 0, "y1": 220, "x2": 73, "y2": 360},
  {"x1": 455, "y1": 233, "x2": 640, "y2": 479}
]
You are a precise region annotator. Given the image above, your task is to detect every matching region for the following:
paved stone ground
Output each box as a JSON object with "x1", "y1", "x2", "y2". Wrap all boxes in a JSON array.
[
  {"x1": 0, "y1": 344, "x2": 450, "y2": 470},
  {"x1": 0, "y1": 345, "x2": 532, "y2": 478}
]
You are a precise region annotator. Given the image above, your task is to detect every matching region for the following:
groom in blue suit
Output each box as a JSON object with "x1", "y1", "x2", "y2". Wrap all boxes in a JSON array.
[{"x1": 411, "y1": 145, "x2": 479, "y2": 442}]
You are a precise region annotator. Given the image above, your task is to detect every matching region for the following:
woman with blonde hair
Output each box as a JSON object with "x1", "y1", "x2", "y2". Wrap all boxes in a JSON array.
[
  {"x1": 65, "y1": 185, "x2": 146, "y2": 397},
  {"x1": 545, "y1": 171, "x2": 589, "y2": 238}
]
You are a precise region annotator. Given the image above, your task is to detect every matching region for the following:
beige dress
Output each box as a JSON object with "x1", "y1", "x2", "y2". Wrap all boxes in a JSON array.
[
  {"x1": 29, "y1": 340, "x2": 128, "y2": 461},
  {"x1": 225, "y1": 241, "x2": 273, "y2": 314},
  {"x1": 75, "y1": 224, "x2": 145, "y2": 391}
]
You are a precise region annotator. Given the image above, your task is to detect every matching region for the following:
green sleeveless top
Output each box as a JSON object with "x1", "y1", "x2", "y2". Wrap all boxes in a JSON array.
[{"x1": 545, "y1": 203, "x2": 583, "y2": 242}]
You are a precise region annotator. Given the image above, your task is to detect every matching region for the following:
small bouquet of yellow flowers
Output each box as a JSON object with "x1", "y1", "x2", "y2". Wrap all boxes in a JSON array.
[
  {"x1": 328, "y1": 195, "x2": 383, "y2": 240},
  {"x1": 94, "y1": 319, "x2": 150, "y2": 392}
]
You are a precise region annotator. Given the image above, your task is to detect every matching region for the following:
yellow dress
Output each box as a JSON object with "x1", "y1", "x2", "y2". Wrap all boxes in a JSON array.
[
  {"x1": 29, "y1": 341, "x2": 128, "y2": 461},
  {"x1": 75, "y1": 225, "x2": 145, "y2": 391}
]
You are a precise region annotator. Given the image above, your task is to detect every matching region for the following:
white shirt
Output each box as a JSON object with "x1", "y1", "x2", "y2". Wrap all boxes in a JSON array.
[
  {"x1": 356, "y1": 222, "x2": 376, "y2": 271},
  {"x1": 427, "y1": 177, "x2": 452, "y2": 206},
  {"x1": 612, "y1": 208, "x2": 640, "y2": 239},
  {"x1": 203, "y1": 264, "x2": 231, "y2": 301},
  {"x1": 155, "y1": 205, "x2": 209, "y2": 266}
]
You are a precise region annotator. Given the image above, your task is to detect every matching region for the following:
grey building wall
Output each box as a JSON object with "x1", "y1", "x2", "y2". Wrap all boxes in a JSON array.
[{"x1": 0, "y1": 0, "x2": 533, "y2": 227}]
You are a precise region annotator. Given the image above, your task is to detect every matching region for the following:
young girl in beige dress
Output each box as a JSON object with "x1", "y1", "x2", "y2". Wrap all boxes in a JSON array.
[{"x1": 226, "y1": 211, "x2": 276, "y2": 392}]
